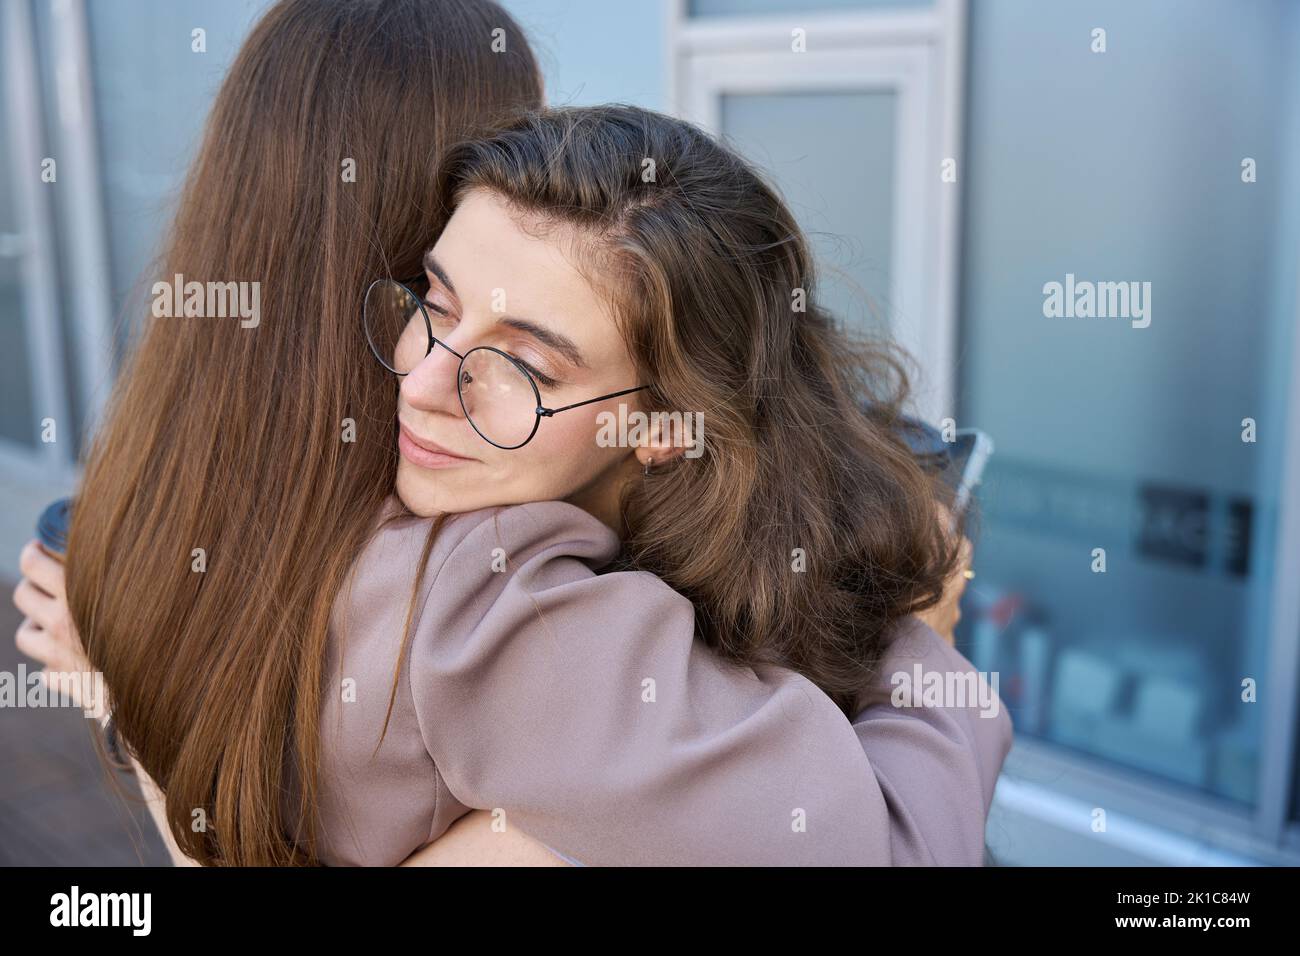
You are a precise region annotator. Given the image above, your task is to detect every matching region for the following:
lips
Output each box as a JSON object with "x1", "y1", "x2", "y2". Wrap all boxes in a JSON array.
[{"x1": 397, "y1": 421, "x2": 477, "y2": 467}]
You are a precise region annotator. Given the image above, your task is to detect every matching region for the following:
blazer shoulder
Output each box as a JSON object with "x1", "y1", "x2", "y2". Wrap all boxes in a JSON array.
[{"x1": 356, "y1": 498, "x2": 622, "y2": 581}]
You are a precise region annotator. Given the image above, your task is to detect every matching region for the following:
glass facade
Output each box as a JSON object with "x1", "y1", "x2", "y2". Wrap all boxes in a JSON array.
[{"x1": 955, "y1": 0, "x2": 1298, "y2": 810}]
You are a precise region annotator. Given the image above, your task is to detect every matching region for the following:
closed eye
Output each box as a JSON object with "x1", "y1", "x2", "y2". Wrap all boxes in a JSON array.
[
  {"x1": 512, "y1": 358, "x2": 561, "y2": 390},
  {"x1": 421, "y1": 297, "x2": 562, "y2": 389}
]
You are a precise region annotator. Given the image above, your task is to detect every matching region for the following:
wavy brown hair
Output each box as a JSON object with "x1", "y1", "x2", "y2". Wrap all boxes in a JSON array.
[
  {"x1": 434, "y1": 105, "x2": 965, "y2": 717},
  {"x1": 64, "y1": 0, "x2": 541, "y2": 866}
]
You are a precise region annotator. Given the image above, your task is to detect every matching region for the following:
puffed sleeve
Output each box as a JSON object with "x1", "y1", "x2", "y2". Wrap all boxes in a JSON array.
[{"x1": 407, "y1": 500, "x2": 1012, "y2": 866}]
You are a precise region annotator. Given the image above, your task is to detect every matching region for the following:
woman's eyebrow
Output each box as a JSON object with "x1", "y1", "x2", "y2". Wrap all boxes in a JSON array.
[
  {"x1": 423, "y1": 249, "x2": 586, "y2": 367},
  {"x1": 422, "y1": 250, "x2": 457, "y2": 295},
  {"x1": 500, "y1": 317, "x2": 588, "y2": 369}
]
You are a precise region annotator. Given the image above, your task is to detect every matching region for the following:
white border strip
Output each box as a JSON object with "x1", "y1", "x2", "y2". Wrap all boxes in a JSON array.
[{"x1": 992, "y1": 776, "x2": 1260, "y2": 866}]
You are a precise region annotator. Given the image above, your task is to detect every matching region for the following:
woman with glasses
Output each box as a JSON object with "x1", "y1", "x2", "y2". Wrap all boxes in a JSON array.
[
  {"x1": 333, "y1": 105, "x2": 1003, "y2": 866},
  {"x1": 15, "y1": 0, "x2": 1005, "y2": 867}
]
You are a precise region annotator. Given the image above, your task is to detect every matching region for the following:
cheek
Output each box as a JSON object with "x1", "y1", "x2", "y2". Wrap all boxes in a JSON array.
[
  {"x1": 517, "y1": 415, "x2": 618, "y2": 489},
  {"x1": 471, "y1": 415, "x2": 618, "y2": 504}
]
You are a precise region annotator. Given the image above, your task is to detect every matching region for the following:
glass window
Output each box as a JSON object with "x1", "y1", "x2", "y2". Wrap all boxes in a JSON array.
[
  {"x1": 720, "y1": 90, "x2": 896, "y2": 339},
  {"x1": 955, "y1": 0, "x2": 1297, "y2": 809}
]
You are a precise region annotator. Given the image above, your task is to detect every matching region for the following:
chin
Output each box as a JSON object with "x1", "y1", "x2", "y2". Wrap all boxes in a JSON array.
[
  {"x1": 395, "y1": 467, "x2": 449, "y2": 517},
  {"x1": 395, "y1": 463, "x2": 493, "y2": 517}
]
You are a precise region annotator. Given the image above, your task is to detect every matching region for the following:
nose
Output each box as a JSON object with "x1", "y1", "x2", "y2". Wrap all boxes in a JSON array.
[{"x1": 400, "y1": 338, "x2": 465, "y2": 417}]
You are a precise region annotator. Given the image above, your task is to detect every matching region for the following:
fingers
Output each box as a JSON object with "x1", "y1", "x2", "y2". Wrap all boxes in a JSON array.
[
  {"x1": 946, "y1": 544, "x2": 972, "y2": 603},
  {"x1": 12, "y1": 574, "x2": 88, "y2": 671},
  {"x1": 917, "y1": 504, "x2": 974, "y2": 648},
  {"x1": 933, "y1": 500, "x2": 956, "y2": 539},
  {"x1": 13, "y1": 577, "x2": 62, "y2": 632},
  {"x1": 15, "y1": 618, "x2": 71, "y2": 671},
  {"x1": 948, "y1": 536, "x2": 974, "y2": 632},
  {"x1": 15, "y1": 622, "x2": 90, "y2": 708},
  {"x1": 953, "y1": 536, "x2": 973, "y2": 585},
  {"x1": 18, "y1": 538, "x2": 66, "y2": 602}
]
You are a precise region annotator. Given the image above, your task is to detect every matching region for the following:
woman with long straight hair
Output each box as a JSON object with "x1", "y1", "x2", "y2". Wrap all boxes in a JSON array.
[
  {"x1": 15, "y1": 1, "x2": 1008, "y2": 866},
  {"x1": 46, "y1": 0, "x2": 546, "y2": 865}
]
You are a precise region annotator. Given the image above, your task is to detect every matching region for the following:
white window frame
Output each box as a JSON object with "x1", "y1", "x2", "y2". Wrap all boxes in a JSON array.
[
  {"x1": 0, "y1": 0, "x2": 112, "y2": 580},
  {"x1": 666, "y1": 0, "x2": 968, "y2": 426},
  {"x1": 2, "y1": 0, "x2": 70, "y2": 481}
]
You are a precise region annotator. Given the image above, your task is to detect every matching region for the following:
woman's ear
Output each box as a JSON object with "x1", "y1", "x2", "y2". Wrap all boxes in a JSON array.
[
  {"x1": 633, "y1": 443, "x2": 683, "y2": 469},
  {"x1": 632, "y1": 414, "x2": 693, "y2": 469}
]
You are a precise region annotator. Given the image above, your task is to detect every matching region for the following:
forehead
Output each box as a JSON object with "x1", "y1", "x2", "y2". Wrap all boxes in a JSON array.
[{"x1": 432, "y1": 189, "x2": 613, "y2": 324}]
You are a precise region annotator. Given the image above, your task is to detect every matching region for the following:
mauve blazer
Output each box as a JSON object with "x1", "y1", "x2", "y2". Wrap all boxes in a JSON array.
[{"x1": 295, "y1": 498, "x2": 1013, "y2": 866}]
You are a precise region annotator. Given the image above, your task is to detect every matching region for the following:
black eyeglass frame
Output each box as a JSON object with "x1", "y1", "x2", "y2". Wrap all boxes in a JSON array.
[{"x1": 364, "y1": 277, "x2": 650, "y2": 450}]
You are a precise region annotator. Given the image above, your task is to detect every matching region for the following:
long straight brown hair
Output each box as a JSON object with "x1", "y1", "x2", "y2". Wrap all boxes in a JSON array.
[
  {"x1": 65, "y1": 0, "x2": 541, "y2": 866},
  {"x1": 434, "y1": 106, "x2": 966, "y2": 717}
]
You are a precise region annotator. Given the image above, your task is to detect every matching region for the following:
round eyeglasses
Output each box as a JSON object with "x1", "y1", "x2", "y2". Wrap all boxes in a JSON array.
[{"x1": 363, "y1": 278, "x2": 649, "y2": 449}]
